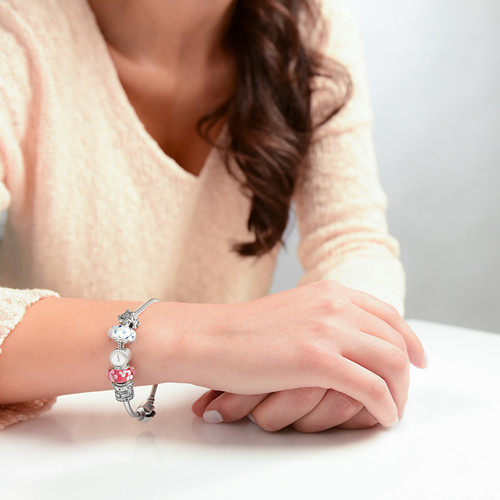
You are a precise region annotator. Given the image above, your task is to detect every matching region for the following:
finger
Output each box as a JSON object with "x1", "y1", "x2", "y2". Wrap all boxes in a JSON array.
[
  {"x1": 322, "y1": 355, "x2": 399, "y2": 428},
  {"x1": 345, "y1": 288, "x2": 427, "y2": 369},
  {"x1": 338, "y1": 407, "x2": 379, "y2": 430},
  {"x1": 251, "y1": 387, "x2": 327, "y2": 432},
  {"x1": 342, "y1": 331, "x2": 409, "y2": 418},
  {"x1": 203, "y1": 392, "x2": 269, "y2": 423},
  {"x1": 191, "y1": 390, "x2": 224, "y2": 417},
  {"x1": 291, "y1": 389, "x2": 363, "y2": 433},
  {"x1": 356, "y1": 306, "x2": 408, "y2": 354}
]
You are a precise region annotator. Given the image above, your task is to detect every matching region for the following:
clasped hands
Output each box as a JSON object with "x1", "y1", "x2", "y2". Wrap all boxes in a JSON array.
[
  {"x1": 193, "y1": 387, "x2": 381, "y2": 432},
  {"x1": 192, "y1": 281, "x2": 428, "y2": 432}
]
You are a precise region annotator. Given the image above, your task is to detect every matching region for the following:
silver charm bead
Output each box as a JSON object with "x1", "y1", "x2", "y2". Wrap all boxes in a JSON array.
[
  {"x1": 118, "y1": 309, "x2": 140, "y2": 329},
  {"x1": 112, "y1": 381, "x2": 134, "y2": 402}
]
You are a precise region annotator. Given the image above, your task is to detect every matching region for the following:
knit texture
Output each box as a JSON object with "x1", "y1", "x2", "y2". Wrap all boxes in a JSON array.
[
  {"x1": 0, "y1": 0, "x2": 405, "y2": 429},
  {"x1": 0, "y1": 288, "x2": 60, "y2": 429}
]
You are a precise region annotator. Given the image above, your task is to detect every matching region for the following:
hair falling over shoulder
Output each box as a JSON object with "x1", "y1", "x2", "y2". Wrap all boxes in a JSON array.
[{"x1": 197, "y1": 0, "x2": 352, "y2": 258}]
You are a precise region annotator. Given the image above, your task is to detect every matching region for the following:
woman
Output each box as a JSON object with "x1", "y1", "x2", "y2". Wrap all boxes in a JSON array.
[{"x1": 0, "y1": 0, "x2": 427, "y2": 432}]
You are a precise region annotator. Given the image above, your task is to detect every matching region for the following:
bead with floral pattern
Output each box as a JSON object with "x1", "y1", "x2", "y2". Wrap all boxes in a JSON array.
[
  {"x1": 107, "y1": 366, "x2": 135, "y2": 384},
  {"x1": 108, "y1": 324, "x2": 136, "y2": 344}
]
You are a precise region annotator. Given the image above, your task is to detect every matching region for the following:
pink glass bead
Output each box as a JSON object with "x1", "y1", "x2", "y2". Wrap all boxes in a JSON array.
[{"x1": 107, "y1": 366, "x2": 135, "y2": 384}]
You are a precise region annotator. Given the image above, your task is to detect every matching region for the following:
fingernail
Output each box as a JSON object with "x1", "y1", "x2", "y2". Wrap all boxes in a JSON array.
[
  {"x1": 390, "y1": 416, "x2": 399, "y2": 428},
  {"x1": 203, "y1": 410, "x2": 224, "y2": 424},
  {"x1": 423, "y1": 350, "x2": 430, "y2": 368},
  {"x1": 247, "y1": 413, "x2": 256, "y2": 424}
]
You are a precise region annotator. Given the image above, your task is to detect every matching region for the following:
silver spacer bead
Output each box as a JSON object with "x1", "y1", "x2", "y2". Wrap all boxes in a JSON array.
[{"x1": 112, "y1": 381, "x2": 134, "y2": 402}]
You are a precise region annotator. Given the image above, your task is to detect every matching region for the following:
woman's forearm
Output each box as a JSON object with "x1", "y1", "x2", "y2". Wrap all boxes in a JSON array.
[
  {"x1": 0, "y1": 296, "x2": 228, "y2": 404},
  {"x1": 0, "y1": 281, "x2": 426, "y2": 428}
]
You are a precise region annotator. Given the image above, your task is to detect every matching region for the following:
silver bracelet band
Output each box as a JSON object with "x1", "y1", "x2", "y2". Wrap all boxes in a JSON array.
[{"x1": 107, "y1": 298, "x2": 159, "y2": 422}]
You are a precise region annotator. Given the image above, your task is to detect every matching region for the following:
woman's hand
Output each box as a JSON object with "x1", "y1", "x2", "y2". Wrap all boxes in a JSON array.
[
  {"x1": 192, "y1": 388, "x2": 379, "y2": 431},
  {"x1": 186, "y1": 279, "x2": 427, "y2": 429}
]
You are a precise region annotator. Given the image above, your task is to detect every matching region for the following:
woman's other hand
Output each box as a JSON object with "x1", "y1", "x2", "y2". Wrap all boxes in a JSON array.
[{"x1": 192, "y1": 388, "x2": 379, "y2": 431}]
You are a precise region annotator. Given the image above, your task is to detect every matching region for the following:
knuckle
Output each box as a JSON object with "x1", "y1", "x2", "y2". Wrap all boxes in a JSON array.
[
  {"x1": 369, "y1": 377, "x2": 389, "y2": 402},
  {"x1": 307, "y1": 316, "x2": 331, "y2": 337},
  {"x1": 309, "y1": 281, "x2": 354, "y2": 318},
  {"x1": 389, "y1": 347, "x2": 409, "y2": 372},
  {"x1": 394, "y1": 336, "x2": 408, "y2": 354},
  {"x1": 384, "y1": 304, "x2": 401, "y2": 324},
  {"x1": 330, "y1": 297, "x2": 351, "y2": 314},
  {"x1": 317, "y1": 295, "x2": 351, "y2": 317}
]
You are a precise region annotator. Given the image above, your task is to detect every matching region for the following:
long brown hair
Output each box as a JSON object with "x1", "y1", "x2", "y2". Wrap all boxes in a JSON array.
[{"x1": 197, "y1": 0, "x2": 352, "y2": 257}]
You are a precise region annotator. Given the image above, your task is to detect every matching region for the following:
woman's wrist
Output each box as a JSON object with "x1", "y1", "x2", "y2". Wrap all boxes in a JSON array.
[
  {"x1": 0, "y1": 296, "x2": 233, "y2": 404},
  {"x1": 135, "y1": 300, "x2": 235, "y2": 389}
]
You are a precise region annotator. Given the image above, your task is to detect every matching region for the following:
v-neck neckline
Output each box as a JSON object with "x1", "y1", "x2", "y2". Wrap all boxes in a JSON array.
[{"x1": 83, "y1": 0, "x2": 225, "y2": 184}]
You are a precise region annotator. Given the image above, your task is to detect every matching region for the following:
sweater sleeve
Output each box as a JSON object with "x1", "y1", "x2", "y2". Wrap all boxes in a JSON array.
[
  {"x1": 293, "y1": 0, "x2": 406, "y2": 315},
  {"x1": 0, "y1": 2, "x2": 61, "y2": 430}
]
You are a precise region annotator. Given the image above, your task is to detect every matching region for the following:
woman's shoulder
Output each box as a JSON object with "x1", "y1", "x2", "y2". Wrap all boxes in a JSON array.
[
  {"x1": 0, "y1": 0, "x2": 100, "y2": 142},
  {"x1": 1, "y1": 0, "x2": 65, "y2": 30},
  {"x1": 0, "y1": 0, "x2": 88, "y2": 21},
  {"x1": 0, "y1": 1, "x2": 70, "y2": 96},
  {"x1": 0, "y1": 0, "x2": 104, "y2": 90},
  {"x1": 0, "y1": 0, "x2": 95, "y2": 49}
]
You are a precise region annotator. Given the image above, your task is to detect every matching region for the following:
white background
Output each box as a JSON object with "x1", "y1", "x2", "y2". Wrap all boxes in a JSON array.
[{"x1": 272, "y1": 0, "x2": 500, "y2": 333}]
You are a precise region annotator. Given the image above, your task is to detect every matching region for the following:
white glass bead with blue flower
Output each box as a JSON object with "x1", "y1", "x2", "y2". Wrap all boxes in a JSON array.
[{"x1": 108, "y1": 324, "x2": 136, "y2": 343}]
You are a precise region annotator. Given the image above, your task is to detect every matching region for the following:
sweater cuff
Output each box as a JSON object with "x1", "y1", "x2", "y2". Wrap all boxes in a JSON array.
[
  {"x1": 319, "y1": 255, "x2": 406, "y2": 317},
  {"x1": 0, "y1": 287, "x2": 60, "y2": 430},
  {"x1": 0, "y1": 398, "x2": 57, "y2": 430},
  {"x1": 0, "y1": 287, "x2": 60, "y2": 353},
  {"x1": 297, "y1": 250, "x2": 406, "y2": 317}
]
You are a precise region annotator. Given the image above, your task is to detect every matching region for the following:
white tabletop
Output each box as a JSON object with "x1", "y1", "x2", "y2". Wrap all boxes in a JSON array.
[{"x1": 1, "y1": 319, "x2": 499, "y2": 500}]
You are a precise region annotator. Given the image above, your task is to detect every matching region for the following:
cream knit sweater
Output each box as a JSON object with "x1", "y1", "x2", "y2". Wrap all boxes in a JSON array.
[{"x1": 0, "y1": 0, "x2": 405, "y2": 430}]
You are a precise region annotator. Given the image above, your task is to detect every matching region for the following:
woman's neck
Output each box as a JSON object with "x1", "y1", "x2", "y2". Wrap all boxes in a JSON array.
[{"x1": 86, "y1": 0, "x2": 236, "y2": 70}]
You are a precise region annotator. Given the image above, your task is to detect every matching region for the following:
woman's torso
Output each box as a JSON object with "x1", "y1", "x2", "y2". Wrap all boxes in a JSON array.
[{"x1": 0, "y1": 0, "x2": 280, "y2": 303}]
